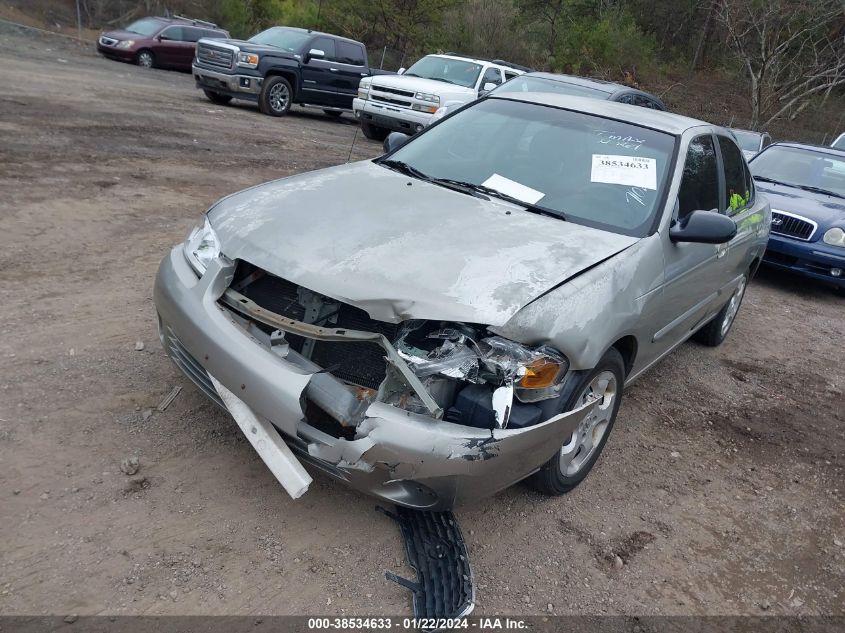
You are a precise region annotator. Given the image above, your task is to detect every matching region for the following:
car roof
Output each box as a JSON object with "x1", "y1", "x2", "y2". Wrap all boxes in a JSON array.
[
  {"x1": 730, "y1": 128, "x2": 766, "y2": 137},
  {"x1": 519, "y1": 72, "x2": 663, "y2": 101},
  {"x1": 149, "y1": 16, "x2": 226, "y2": 31},
  {"x1": 764, "y1": 141, "x2": 845, "y2": 158},
  {"x1": 489, "y1": 92, "x2": 710, "y2": 135},
  {"x1": 261, "y1": 26, "x2": 363, "y2": 46},
  {"x1": 430, "y1": 53, "x2": 508, "y2": 66}
]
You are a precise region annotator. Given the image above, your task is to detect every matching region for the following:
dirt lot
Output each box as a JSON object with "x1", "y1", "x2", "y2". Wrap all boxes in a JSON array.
[{"x1": 0, "y1": 29, "x2": 843, "y2": 618}]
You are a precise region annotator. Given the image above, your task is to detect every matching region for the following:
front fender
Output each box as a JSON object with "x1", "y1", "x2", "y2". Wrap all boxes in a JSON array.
[{"x1": 489, "y1": 235, "x2": 664, "y2": 371}]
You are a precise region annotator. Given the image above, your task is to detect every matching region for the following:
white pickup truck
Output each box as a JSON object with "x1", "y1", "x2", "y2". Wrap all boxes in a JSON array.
[{"x1": 353, "y1": 53, "x2": 528, "y2": 140}]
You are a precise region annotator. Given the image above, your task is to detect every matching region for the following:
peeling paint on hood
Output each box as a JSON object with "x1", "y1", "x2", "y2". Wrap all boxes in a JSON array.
[{"x1": 209, "y1": 161, "x2": 639, "y2": 325}]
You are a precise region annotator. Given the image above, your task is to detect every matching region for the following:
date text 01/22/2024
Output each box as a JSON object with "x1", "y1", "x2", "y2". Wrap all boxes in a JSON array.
[{"x1": 306, "y1": 617, "x2": 529, "y2": 630}]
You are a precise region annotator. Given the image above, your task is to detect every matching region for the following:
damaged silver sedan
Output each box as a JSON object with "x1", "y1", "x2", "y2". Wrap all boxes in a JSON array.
[{"x1": 154, "y1": 93, "x2": 770, "y2": 509}]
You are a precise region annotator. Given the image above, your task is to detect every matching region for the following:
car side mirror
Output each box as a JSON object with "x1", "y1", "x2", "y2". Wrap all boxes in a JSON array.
[
  {"x1": 306, "y1": 48, "x2": 325, "y2": 63},
  {"x1": 397, "y1": 67, "x2": 405, "y2": 75},
  {"x1": 478, "y1": 82, "x2": 497, "y2": 96},
  {"x1": 383, "y1": 132, "x2": 410, "y2": 154},
  {"x1": 670, "y1": 209, "x2": 737, "y2": 244}
]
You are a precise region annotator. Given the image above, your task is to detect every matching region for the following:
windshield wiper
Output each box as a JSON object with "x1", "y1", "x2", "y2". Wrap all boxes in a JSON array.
[
  {"x1": 379, "y1": 159, "x2": 429, "y2": 180},
  {"x1": 753, "y1": 175, "x2": 789, "y2": 186},
  {"x1": 379, "y1": 161, "x2": 487, "y2": 199},
  {"x1": 433, "y1": 179, "x2": 567, "y2": 221},
  {"x1": 793, "y1": 184, "x2": 844, "y2": 199},
  {"x1": 754, "y1": 176, "x2": 844, "y2": 199}
]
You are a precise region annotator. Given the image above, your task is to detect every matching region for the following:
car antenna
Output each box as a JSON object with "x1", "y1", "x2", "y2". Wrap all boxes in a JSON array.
[{"x1": 346, "y1": 127, "x2": 359, "y2": 163}]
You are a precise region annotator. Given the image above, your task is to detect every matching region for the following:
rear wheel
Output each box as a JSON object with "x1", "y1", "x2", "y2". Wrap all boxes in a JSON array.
[
  {"x1": 361, "y1": 121, "x2": 389, "y2": 141},
  {"x1": 259, "y1": 76, "x2": 293, "y2": 116},
  {"x1": 136, "y1": 50, "x2": 154, "y2": 69},
  {"x1": 693, "y1": 273, "x2": 748, "y2": 347},
  {"x1": 203, "y1": 90, "x2": 232, "y2": 105},
  {"x1": 532, "y1": 348, "x2": 625, "y2": 495}
]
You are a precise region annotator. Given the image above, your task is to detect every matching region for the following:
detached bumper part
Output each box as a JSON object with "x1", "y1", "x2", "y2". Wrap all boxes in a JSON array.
[
  {"x1": 210, "y1": 374, "x2": 312, "y2": 499},
  {"x1": 381, "y1": 506, "x2": 474, "y2": 618}
]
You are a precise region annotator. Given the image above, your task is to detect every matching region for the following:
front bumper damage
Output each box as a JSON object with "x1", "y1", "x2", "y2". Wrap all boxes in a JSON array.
[{"x1": 154, "y1": 248, "x2": 592, "y2": 510}]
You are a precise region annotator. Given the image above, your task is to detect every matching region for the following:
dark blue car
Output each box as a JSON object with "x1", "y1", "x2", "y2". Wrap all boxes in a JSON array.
[{"x1": 749, "y1": 142, "x2": 845, "y2": 289}]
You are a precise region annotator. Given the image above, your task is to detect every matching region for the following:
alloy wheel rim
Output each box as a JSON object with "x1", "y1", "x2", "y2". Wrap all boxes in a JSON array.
[
  {"x1": 559, "y1": 370, "x2": 617, "y2": 477},
  {"x1": 269, "y1": 83, "x2": 289, "y2": 112},
  {"x1": 720, "y1": 277, "x2": 746, "y2": 337},
  {"x1": 138, "y1": 52, "x2": 152, "y2": 68}
]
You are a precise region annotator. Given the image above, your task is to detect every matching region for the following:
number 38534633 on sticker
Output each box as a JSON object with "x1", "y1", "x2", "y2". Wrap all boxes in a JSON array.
[{"x1": 590, "y1": 154, "x2": 657, "y2": 190}]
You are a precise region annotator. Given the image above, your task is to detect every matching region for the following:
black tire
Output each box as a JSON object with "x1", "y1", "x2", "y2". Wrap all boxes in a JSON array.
[
  {"x1": 693, "y1": 273, "x2": 748, "y2": 347},
  {"x1": 203, "y1": 90, "x2": 232, "y2": 105},
  {"x1": 259, "y1": 76, "x2": 293, "y2": 117},
  {"x1": 532, "y1": 347, "x2": 625, "y2": 495},
  {"x1": 136, "y1": 49, "x2": 154, "y2": 69},
  {"x1": 361, "y1": 121, "x2": 389, "y2": 141},
  {"x1": 323, "y1": 109, "x2": 343, "y2": 119}
]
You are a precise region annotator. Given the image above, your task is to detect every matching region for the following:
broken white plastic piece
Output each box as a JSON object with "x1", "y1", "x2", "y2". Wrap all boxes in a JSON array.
[
  {"x1": 482, "y1": 174, "x2": 545, "y2": 204},
  {"x1": 590, "y1": 154, "x2": 657, "y2": 190},
  {"x1": 210, "y1": 374, "x2": 312, "y2": 499},
  {"x1": 491, "y1": 384, "x2": 513, "y2": 429}
]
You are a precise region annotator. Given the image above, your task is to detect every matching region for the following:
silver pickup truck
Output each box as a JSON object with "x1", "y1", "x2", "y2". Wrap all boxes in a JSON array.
[{"x1": 154, "y1": 93, "x2": 770, "y2": 510}]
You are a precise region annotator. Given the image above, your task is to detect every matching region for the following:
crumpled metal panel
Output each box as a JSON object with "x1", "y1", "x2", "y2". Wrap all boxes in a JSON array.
[{"x1": 209, "y1": 161, "x2": 637, "y2": 326}]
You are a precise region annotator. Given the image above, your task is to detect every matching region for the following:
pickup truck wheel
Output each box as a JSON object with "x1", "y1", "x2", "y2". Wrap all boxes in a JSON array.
[
  {"x1": 203, "y1": 90, "x2": 232, "y2": 105},
  {"x1": 532, "y1": 348, "x2": 625, "y2": 496},
  {"x1": 136, "y1": 50, "x2": 154, "y2": 69},
  {"x1": 259, "y1": 76, "x2": 292, "y2": 117},
  {"x1": 323, "y1": 109, "x2": 343, "y2": 119},
  {"x1": 361, "y1": 121, "x2": 389, "y2": 141},
  {"x1": 693, "y1": 273, "x2": 748, "y2": 347}
]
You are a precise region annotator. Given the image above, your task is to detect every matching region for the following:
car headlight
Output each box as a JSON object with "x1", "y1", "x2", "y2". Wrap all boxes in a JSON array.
[
  {"x1": 358, "y1": 80, "x2": 371, "y2": 100},
  {"x1": 823, "y1": 227, "x2": 845, "y2": 247},
  {"x1": 237, "y1": 52, "x2": 259, "y2": 68},
  {"x1": 395, "y1": 325, "x2": 569, "y2": 402},
  {"x1": 412, "y1": 103, "x2": 439, "y2": 113},
  {"x1": 183, "y1": 216, "x2": 220, "y2": 275},
  {"x1": 415, "y1": 92, "x2": 440, "y2": 104},
  {"x1": 116, "y1": 40, "x2": 135, "y2": 49}
]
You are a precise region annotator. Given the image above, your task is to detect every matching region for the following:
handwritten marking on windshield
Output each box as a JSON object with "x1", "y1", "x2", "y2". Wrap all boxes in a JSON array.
[
  {"x1": 594, "y1": 130, "x2": 646, "y2": 151},
  {"x1": 626, "y1": 187, "x2": 648, "y2": 206}
]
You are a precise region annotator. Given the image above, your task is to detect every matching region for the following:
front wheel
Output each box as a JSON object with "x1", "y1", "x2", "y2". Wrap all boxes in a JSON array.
[
  {"x1": 259, "y1": 76, "x2": 293, "y2": 116},
  {"x1": 203, "y1": 90, "x2": 232, "y2": 105},
  {"x1": 532, "y1": 347, "x2": 625, "y2": 495},
  {"x1": 360, "y1": 121, "x2": 389, "y2": 141},
  {"x1": 693, "y1": 273, "x2": 748, "y2": 347},
  {"x1": 136, "y1": 50, "x2": 154, "y2": 69}
]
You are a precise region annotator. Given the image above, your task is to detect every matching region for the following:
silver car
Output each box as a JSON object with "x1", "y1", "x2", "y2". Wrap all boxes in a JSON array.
[{"x1": 154, "y1": 93, "x2": 770, "y2": 510}]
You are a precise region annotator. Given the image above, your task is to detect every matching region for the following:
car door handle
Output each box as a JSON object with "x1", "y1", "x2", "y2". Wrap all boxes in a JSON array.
[{"x1": 329, "y1": 68, "x2": 338, "y2": 72}]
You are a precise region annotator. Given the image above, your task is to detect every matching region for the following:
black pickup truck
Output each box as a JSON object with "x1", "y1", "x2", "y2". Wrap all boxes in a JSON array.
[{"x1": 192, "y1": 26, "x2": 392, "y2": 118}]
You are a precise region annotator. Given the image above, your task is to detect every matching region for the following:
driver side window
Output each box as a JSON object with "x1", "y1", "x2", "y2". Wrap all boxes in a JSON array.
[{"x1": 678, "y1": 135, "x2": 719, "y2": 222}]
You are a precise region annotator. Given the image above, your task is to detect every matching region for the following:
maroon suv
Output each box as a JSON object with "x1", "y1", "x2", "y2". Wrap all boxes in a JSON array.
[{"x1": 97, "y1": 16, "x2": 229, "y2": 72}]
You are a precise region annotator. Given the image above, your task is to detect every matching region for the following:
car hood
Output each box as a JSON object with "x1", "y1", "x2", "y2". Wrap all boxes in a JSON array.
[
  {"x1": 371, "y1": 75, "x2": 476, "y2": 97},
  {"x1": 102, "y1": 29, "x2": 146, "y2": 40},
  {"x1": 755, "y1": 180, "x2": 845, "y2": 230},
  {"x1": 221, "y1": 39, "x2": 297, "y2": 57},
  {"x1": 209, "y1": 161, "x2": 638, "y2": 326}
]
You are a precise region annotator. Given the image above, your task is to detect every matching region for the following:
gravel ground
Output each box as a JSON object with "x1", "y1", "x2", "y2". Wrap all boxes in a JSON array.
[{"x1": 0, "y1": 29, "x2": 843, "y2": 617}]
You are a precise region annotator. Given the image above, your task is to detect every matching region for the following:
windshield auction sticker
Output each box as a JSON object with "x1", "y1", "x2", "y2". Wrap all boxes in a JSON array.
[{"x1": 590, "y1": 154, "x2": 657, "y2": 190}]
